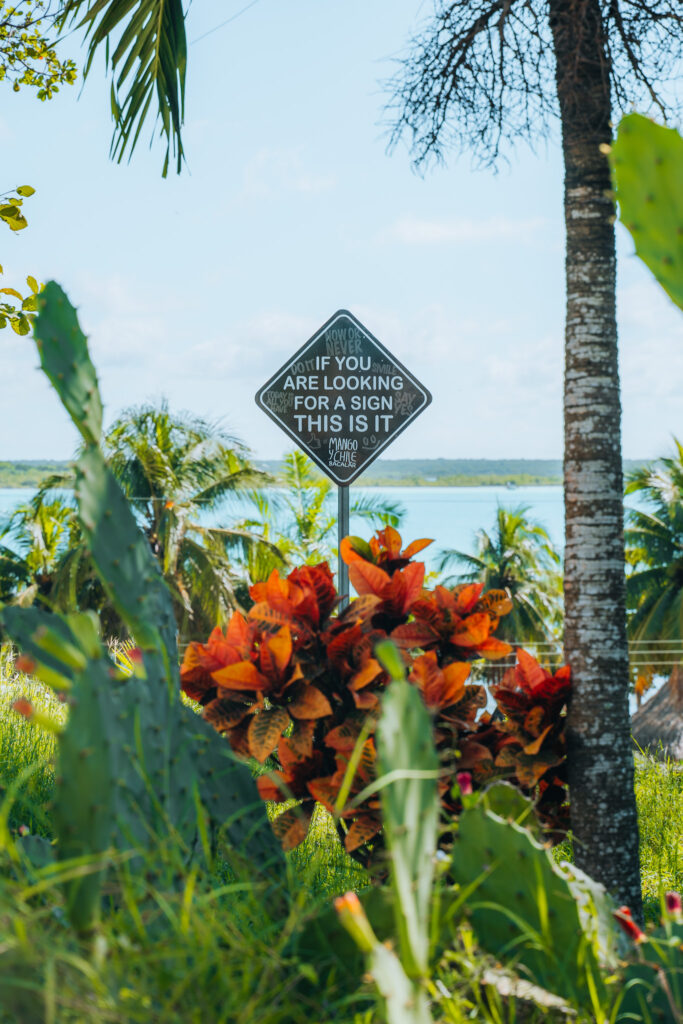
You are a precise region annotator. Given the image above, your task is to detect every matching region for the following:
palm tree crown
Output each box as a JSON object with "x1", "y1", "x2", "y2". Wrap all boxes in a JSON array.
[
  {"x1": 625, "y1": 441, "x2": 683, "y2": 683},
  {"x1": 103, "y1": 402, "x2": 276, "y2": 640},
  {"x1": 438, "y1": 504, "x2": 562, "y2": 648}
]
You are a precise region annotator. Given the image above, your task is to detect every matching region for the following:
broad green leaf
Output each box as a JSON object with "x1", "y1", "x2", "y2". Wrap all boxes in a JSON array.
[{"x1": 16, "y1": 186, "x2": 36, "y2": 196}]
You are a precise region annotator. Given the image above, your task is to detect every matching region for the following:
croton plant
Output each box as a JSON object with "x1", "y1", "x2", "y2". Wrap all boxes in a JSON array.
[{"x1": 181, "y1": 528, "x2": 570, "y2": 861}]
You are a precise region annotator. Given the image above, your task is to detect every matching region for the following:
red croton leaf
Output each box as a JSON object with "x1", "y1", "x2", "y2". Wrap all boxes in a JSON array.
[
  {"x1": 516, "y1": 648, "x2": 549, "y2": 693},
  {"x1": 344, "y1": 814, "x2": 382, "y2": 853},
  {"x1": 288, "y1": 684, "x2": 333, "y2": 720},
  {"x1": 337, "y1": 594, "x2": 382, "y2": 625},
  {"x1": 272, "y1": 803, "x2": 314, "y2": 850},
  {"x1": 248, "y1": 706, "x2": 291, "y2": 763},
  {"x1": 391, "y1": 620, "x2": 439, "y2": 651},
  {"x1": 348, "y1": 560, "x2": 390, "y2": 598}
]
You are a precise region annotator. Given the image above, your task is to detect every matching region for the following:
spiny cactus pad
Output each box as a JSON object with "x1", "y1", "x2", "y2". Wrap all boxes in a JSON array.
[
  {"x1": 451, "y1": 799, "x2": 604, "y2": 1007},
  {"x1": 610, "y1": 113, "x2": 683, "y2": 312},
  {"x1": 34, "y1": 281, "x2": 103, "y2": 445},
  {"x1": 2, "y1": 282, "x2": 284, "y2": 930}
]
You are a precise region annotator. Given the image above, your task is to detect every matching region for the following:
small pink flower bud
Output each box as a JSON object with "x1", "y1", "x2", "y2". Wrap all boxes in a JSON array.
[
  {"x1": 456, "y1": 771, "x2": 473, "y2": 795},
  {"x1": 18, "y1": 825, "x2": 30, "y2": 837},
  {"x1": 665, "y1": 891, "x2": 682, "y2": 917}
]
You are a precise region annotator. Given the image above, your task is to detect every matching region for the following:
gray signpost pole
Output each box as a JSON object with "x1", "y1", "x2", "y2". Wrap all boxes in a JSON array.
[{"x1": 338, "y1": 485, "x2": 350, "y2": 609}]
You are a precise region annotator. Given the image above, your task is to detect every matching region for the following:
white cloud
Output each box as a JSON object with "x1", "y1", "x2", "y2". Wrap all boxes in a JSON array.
[
  {"x1": 381, "y1": 215, "x2": 548, "y2": 245},
  {"x1": 242, "y1": 148, "x2": 336, "y2": 199}
]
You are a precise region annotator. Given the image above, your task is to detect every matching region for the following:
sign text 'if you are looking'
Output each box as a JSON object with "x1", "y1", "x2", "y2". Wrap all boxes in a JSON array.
[{"x1": 255, "y1": 310, "x2": 432, "y2": 485}]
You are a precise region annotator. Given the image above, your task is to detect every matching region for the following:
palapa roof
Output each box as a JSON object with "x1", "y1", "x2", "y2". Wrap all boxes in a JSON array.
[{"x1": 631, "y1": 663, "x2": 683, "y2": 760}]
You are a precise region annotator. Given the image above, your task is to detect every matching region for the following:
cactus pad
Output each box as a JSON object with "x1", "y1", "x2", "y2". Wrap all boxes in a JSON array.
[{"x1": 610, "y1": 114, "x2": 683, "y2": 311}]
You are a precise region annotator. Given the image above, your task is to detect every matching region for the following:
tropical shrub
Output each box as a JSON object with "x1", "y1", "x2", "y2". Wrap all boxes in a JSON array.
[{"x1": 181, "y1": 526, "x2": 572, "y2": 861}]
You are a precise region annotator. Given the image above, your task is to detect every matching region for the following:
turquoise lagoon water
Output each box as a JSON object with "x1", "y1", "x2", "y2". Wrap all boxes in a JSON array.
[{"x1": 0, "y1": 484, "x2": 565, "y2": 570}]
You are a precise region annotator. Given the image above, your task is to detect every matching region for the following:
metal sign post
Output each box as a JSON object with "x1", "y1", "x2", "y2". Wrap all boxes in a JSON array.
[
  {"x1": 255, "y1": 310, "x2": 431, "y2": 599},
  {"x1": 338, "y1": 485, "x2": 350, "y2": 608}
]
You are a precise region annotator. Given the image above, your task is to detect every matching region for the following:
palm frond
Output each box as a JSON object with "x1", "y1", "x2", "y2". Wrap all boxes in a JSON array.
[{"x1": 58, "y1": 0, "x2": 187, "y2": 176}]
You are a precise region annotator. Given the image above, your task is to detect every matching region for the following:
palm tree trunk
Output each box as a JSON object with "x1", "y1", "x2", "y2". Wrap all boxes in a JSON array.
[{"x1": 548, "y1": 0, "x2": 642, "y2": 916}]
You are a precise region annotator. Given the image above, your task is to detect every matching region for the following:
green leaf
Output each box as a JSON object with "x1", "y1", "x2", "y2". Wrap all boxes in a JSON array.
[
  {"x1": 58, "y1": 0, "x2": 187, "y2": 176},
  {"x1": 16, "y1": 186, "x2": 36, "y2": 197},
  {"x1": 26, "y1": 275, "x2": 39, "y2": 294},
  {"x1": 610, "y1": 114, "x2": 683, "y2": 312},
  {"x1": 11, "y1": 315, "x2": 30, "y2": 335},
  {"x1": 376, "y1": 643, "x2": 439, "y2": 979}
]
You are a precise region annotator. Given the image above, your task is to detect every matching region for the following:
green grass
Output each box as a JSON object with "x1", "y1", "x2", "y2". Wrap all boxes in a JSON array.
[
  {"x1": 0, "y1": 645, "x2": 64, "y2": 837},
  {"x1": 0, "y1": 646, "x2": 680, "y2": 1023},
  {"x1": 634, "y1": 750, "x2": 683, "y2": 920}
]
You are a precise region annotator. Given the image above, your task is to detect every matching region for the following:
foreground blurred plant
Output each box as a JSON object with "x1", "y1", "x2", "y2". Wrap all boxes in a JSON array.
[{"x1": 0, "y1": 282, "x2": 284, "y2": 931}]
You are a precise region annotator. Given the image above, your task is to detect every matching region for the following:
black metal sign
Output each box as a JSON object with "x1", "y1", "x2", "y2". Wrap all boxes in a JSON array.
[{"x1": 255, "y1": 310, "x2": 432, "y2": 485}]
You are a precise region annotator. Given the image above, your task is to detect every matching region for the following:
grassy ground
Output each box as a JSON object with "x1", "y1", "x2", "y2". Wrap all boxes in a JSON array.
[{"x1": 0, "y1": 648, "x2": 680, "y2": 1022}]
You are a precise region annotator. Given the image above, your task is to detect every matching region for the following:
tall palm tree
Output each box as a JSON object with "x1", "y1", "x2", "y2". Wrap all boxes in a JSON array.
[
  {"x1": 102, "y1": 402, "x2": 279, "y2": 640},
  {"x1": 439, "y1": 505, "x2": 562, "y2": 661},
  {"x1": 625, "y1": 441, "x2": 683, "y2": 704},
  {"x1": 384, "y1": 0, "x2": 683, "y2": 915}
]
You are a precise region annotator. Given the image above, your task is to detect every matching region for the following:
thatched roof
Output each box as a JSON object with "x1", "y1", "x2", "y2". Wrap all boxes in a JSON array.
[{"x1": 631, "y1": 663, "x2": 683, "y2": 760}]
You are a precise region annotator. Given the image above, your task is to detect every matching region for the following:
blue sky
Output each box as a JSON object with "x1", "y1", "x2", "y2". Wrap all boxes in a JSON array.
[{"x1": 1, "y1": 0, "x2": 680, "y2": 463}]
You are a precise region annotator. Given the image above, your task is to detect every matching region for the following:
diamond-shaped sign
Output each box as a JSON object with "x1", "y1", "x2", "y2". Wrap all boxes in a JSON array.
[{"x1": 255, "y1": 310, "x2": 431, "y2": 485}]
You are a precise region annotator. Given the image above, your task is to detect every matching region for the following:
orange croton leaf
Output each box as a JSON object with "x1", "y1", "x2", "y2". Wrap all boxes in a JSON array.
[
  {"x1": 202, "y1": 698, "x2": 250, "y2": 733},
  {"x1": 523, "y1": 706, "x2": 545, "y2": 736},
  {"x1": 344, "y1": 814, "x2": 382, "y2": 853},
  {"x1": 288, "y1": 684, "x2": 333, "y2": 720},
  {"x1": 340, "y1": 535, "x2": 372, "y2": 565},
  {"x1": 522, "y1": 724, "x2": 553, "y2": 757},
  {"x1": 337, "y1": 594, "x2": 382, "y2": 624},
  {"x1": 451, "y1": 612, "x2": 491, "y2": 648},
  {"x1": 324, "y1": 713, "x2": 369, "y2": 753},
  {"x1": 286, "y1": 719, "x2": 316, "y2": 760},
  {"x1": 350, "y1": 658, "x2": 383, "y2": 691},
  {"x1": 257, "y1": 771, "x2": 288, "y2": 803},
  {"x1": 477, "y1": 637, "x2": 513, "y2": 660},
  {"x1": 412, "y1": 653, "x2": 470, "y2": 710},
  {"x1": 272, "y1": 804, "x2": 314, "y2": 850},
  {"x1": 451, "y1": 582, "x2": 485, "y2": 615},
  {"x1": 306, "y1": 775, "x2": 339, "y2": 813},
  {"x1": 248, "y1": 706, "x2": 291, "y2": 763},
  {"x1": 259, "y1": 626, "x2": 293, "y2": 678},
  {"x1": 476, "y1": 589, "x2": 514, "y2": 619},
  {"x1": 352, "y1": 688, "x2": 379, "y2": 709},
  {"x1": 212, "y1": 660, "x2": 267, "y2": 692},
  {"x1": 401, "y1": 537, "x2": 434, "y2": 560},
  {"x1": 348, "y1": 560, "x2": 391, "y2": 598},
  {"x1": 248, "y1": 602, "x2": 293, "y2": 637}
]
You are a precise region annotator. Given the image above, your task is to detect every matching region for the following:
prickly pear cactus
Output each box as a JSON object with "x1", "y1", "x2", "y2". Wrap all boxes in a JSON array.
[
  {"x1": 1, "y1": 282, "x2": 284, "y2": 930},
  {"x1": 609, "y1": 113, "x2": 683, "y2": 311},
  {"x1": 450, "y1": 789, "x2": 607, "y2": 1007}
]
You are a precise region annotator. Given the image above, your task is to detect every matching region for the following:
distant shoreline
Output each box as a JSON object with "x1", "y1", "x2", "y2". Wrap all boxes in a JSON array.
[{"x1": 0, "y1": 457, "x2": 645, "y2": 490}]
